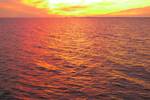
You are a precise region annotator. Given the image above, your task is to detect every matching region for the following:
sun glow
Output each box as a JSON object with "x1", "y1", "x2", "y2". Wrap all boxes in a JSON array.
[
  {"x1": 48, "y1": 0, "x2": 101, "y2": 5},
  {"x1": 22, "y1": 0, "x2": 150, "y2": 16},
  {"x1": 47, "y1": 0, "x2": 101, "y2": 11},
  {"x1": 22, "y1": 0, "x2": 103, "y2": 16}
]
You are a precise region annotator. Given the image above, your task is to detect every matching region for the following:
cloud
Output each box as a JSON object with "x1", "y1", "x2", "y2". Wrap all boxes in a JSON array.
[
  {"x1": 107, "y1": 6, "x2": 150, "y2": 17},
  {"x1": 0, "y1": 0, "x2": 53, "y2": 17},
  {"x1": 59, "y1": 5, "x2": 88, "y2": 12}
]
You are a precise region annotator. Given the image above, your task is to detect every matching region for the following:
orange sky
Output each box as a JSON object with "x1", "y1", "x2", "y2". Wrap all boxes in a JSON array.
[
  {"x1": 107, "y1": 7, "x2": 150, "y2": 17},
  {"x1": 0, "y1": 0, "x2": 150, "y2": 17}
]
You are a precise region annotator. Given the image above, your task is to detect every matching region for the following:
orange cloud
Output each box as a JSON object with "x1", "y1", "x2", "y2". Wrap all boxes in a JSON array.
[
  {"x1": 0, "y1": 1, "x2": 55, "y2": 17},
  {"x1": 107, "y1": 6, "x2": 150, "y2": 17},
  {"x1": 59, "y1": 5, "x2": 88, "y2": 11}
]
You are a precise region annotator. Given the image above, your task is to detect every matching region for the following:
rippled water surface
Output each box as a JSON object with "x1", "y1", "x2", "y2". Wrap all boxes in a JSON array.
[{"x1": 0, "y1": 18, "x2": 150, "y2": 100}]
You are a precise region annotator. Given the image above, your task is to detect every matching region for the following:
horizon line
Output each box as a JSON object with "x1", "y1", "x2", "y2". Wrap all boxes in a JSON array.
[{"x1": 0, "y1": 16, "x2": 150, "y2": 18}]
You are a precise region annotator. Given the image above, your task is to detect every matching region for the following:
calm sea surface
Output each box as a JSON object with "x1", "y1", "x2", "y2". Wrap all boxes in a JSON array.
[{"x1": 0, "y1": 18, "x2": 149, "y2": 100}]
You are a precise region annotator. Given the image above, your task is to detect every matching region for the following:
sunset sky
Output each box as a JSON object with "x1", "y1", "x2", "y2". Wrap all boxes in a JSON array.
[{"x1": 0, "y1": 0, "x2": 150, "y2": 17}]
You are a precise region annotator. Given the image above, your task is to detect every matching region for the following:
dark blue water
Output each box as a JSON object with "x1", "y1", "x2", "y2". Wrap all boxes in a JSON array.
[{"x1": 0, "y1": 18, "x2": 150, "y2": 100}]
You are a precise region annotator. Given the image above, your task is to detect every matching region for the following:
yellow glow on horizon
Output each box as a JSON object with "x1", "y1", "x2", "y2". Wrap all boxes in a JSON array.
[
  {"x1": 22, "y1": 0, "x2": 150, "y2": 16},
  {"x1": 47, "y1": 0, "x2": 102, "y2": 14},
  {"x1": 48, "y1": 0, "x2": 101, "y2": 5}
]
